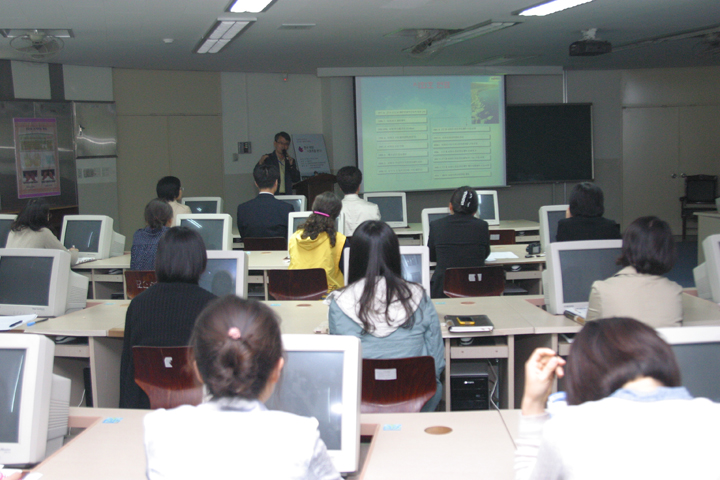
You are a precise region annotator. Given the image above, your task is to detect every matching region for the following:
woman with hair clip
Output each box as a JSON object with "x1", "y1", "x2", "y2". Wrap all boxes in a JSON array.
[
  {"x1": 327, "y1": 221, "x2": 445, "y2": 411},
  {"x1": 6, "y1": 198, "x2": 79, "y2": 264},
  {"x1": 144, "y1": 296, "x2": 340, "y2": 479},
  {"x1": 120, "y1": 227, "x2": 217, "y2": 409},
  {"x1": 515, "y1": 317, "x2": 720, "y2": 480},
  {"x1": 586, "y1": 216, "x2": 682, "y2": 327},
  {"x1": 427, "y1": 186, "x2": 490, "y2": 298},
  {"x1": 288, "y1": 192, "x2": 346, "y2": 292}
]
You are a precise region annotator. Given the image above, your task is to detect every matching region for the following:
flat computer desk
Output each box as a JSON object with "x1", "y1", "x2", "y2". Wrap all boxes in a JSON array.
[
  {"x1": 401, "y1": 219, "x2": 540, "y2": 246},
  {"x1": 30, "y1": 407, "x2": 517, "y2": 480},
  {"x1": 72, "y1": 243, "x2": 547, "y2": 300}
]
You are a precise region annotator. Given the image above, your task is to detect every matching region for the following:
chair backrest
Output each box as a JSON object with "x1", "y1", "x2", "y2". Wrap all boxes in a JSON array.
[
  {"x1": 267, "y1": 268, "x2": 328, "y2": 301},
  {"x1": 685, "y1": 175, "x2": 718, "y2": 203},
  {"x1": 443, "y1": 266, "x2": 505, "y2": 298},
  {"x1": 242, "y1": 237, "x2": 287, "y2": 251},
  {"x1": 361, "y1": 356, "x2": 436, "y2": 413},
  {"x1": 132, "y1": 346, "x2": 203, "y2": 410},
  {"x1": 124, "y1": 270, "x2": 157, "y2": 299},
  {"x1": 489, "y1": 229, "x2": 516, "y2": 245}
]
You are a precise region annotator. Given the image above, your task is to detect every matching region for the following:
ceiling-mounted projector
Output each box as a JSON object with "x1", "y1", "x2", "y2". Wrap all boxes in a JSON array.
[{"x1": 569, "y1": 39, "x2": 612, "y2": 56}]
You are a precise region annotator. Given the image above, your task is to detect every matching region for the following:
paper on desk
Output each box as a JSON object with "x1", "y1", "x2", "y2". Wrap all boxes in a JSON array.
[
  {"x1": 486, "y1": 252, "x2": 519, "y2": 261},
  {"x1": 0, "y1": 314, "x2": 38, "y2": 331}
]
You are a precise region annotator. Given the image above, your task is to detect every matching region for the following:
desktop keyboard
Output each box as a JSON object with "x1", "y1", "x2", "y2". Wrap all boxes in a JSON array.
[{"x1": 76, "y1": 257, "x2": 97, "y2": 265}]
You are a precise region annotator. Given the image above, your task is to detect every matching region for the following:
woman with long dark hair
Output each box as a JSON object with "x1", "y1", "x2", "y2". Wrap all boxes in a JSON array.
[
  {"x1": 427, "y1": 186, "x2": 490, "y2": 298},
  {"x1": 288, "y1": 192, "x2": 346, "y2": 292},
  {"x1": 327, "y1": 220, "x2": 444, "y2": 411},
  {"x1": 515, "y1": 317, "x2": 720, "y2": 479},
  {"x1": 6, "y1": 199, "x2": 79, "y2": 264}
]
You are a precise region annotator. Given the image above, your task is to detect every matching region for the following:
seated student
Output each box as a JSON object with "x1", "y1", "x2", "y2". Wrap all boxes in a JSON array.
[
  {"x1": 288, "y1": 192, "x2": 346, "y2": 292},
  {"x1": 6, "y1": 199, "x2": 79, "y2": 264},
  {"x1": 515, "y1": 317, "x2": 720, "y2": 480},
  {"x1": 336, "y1": 166, "x2": 380, "y2": 237},
  {"x1": 586, "y1": 216, "x2": 682, "y2": 327},
  {"x1": 236, "y1": 164, "x2": 294, "y2": 240},
  {"x1": 427, "y1": 187, "x2": 490, "y2": 298},
  {"x1": 156, "y1": 176, "x2": 190, "y2": 226},
  {"x1": 119, "y1": 227, "x2": 217, "y2": 409},
  {"x1": 555, "y1": 182, "x2": 621, "y2": 242},
  {"x1": 143, "y1": 296, "x2": 340, "y2": 480},
  {"x1": 327, "y1": 221, "x2": 445, "y2": 412},
  {"x1": 130, "y1": 198, "x2": 173, "y2": 271}
]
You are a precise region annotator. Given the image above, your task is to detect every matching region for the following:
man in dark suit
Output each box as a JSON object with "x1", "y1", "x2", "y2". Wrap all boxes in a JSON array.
[
  {"x1": 257, "y1": 131, "x2": 302, "y2": 195},
  {"x1": 236, "y1": 164, "x2": 294, "y2": 240}
]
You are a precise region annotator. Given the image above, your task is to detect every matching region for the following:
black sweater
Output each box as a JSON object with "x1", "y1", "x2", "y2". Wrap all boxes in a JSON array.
[{"x1": 119, "y1": 282, "x2": 217, "y2": 409}]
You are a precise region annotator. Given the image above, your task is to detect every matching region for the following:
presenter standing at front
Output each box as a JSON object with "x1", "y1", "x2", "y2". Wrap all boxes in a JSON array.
[{"x1": 258, "y1": 131, "x2": 301, "y2": 195}]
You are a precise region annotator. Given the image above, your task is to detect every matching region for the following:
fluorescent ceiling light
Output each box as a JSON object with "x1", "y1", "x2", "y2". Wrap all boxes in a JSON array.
[
  {"x1": 441, "y1": 21, "x2": 518, "y2": 47},
  {"x1": 0, "y1": 29, "x2": 73, "y2": 38},
  {"x1": 516, "y1": 0, "x2": 593, "y2": 17},
  {"x1": 614, "y1": 24, "x2": 720, "y2": 53},
  {"x1": 195, "y1": 19, "x2": 255, "y2": 54},
  {"x1": 230, "y1": 0, "x2": 274, "y2": 13}
]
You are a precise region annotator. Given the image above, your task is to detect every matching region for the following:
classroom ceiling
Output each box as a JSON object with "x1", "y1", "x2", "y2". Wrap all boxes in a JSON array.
[{"x1": 0, "y1": 0, "x2": 719, "y2": 74}]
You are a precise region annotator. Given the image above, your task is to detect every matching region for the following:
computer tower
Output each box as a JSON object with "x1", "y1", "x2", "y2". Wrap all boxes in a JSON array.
[{"x1": 450, "y1": 361, "x2": 490, "y2": 411}]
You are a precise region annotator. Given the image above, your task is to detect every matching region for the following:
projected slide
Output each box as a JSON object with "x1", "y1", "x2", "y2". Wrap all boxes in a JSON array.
[{"x1": 356, "y1": 76, "x2": 505, "y2": 192}]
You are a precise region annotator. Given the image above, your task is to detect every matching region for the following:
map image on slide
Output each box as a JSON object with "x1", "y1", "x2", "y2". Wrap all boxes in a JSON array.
[{"x1": 356, "y1": 75, "x2": 505, "y2": 192}]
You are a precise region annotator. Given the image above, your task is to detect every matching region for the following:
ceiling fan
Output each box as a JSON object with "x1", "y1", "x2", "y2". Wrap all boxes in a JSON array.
[{"x1": 9, "y1": 30, "x2": 64, "y2": 59}]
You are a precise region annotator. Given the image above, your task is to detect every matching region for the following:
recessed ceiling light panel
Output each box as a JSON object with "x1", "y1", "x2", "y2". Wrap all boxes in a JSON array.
[
  {"x1": 229, "y1": 0, "x2": 275, "y2": 13},
  {"x1": 515, "y1": 0, "x2": 593, "y2": 17}
]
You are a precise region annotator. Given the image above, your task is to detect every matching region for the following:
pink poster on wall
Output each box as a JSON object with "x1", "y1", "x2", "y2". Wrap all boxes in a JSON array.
[{"x1": 13, "y1": 118, "x2": 61, "y2": 199}]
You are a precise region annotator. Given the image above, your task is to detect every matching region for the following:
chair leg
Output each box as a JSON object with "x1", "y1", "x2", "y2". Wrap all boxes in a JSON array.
[{"x1": 682, "y1": 215, "x2": 687, "y2": 241}]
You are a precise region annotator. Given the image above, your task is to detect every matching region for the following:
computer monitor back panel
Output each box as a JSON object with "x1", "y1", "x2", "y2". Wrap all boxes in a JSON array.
[
  {"x1": 0, "y1": 215, "x2": 17, "y2": 248},
  {"x1": 266, "y1": 334, "x2": 361, "y2": 474},
  {"x1": 475, "y1": 190, "x2": 499, "y2": 225},
  {"x1": 421, "y1": 207, "x2": 451, "y2": 246},
  {"x1": 544, "y1": 240, "x2": 623, "y2": 314},
  {"x1": 658, "y1": 326, "x2": 720, "y2": 402},
  {"x1": 177, "y1": 214, "x2": 233, "y2": 251},
  {"x1": 342, "y1": 246, "x2": 430, "y2": 296},
  {"x1": 539, "y1": 205, "x2": 569, "y2": 252},
  {"x1": 275, "y1": 195, "x2": 307, "y2": 212},
  {"x1": 182, "y1": 197, "x2": 224, "y2": 214},
  {"x1": 199, "y1": 251, "x2": 249, "y2": 297},
  {"x1": 694, "y1": 234, "x2": 720, "y2": 303},
  {"x1": 363, "y1": 192, "x2": 407, "y2": 228}
]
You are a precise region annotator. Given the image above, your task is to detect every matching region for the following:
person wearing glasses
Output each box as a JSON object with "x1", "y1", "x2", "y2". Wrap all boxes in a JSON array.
[{"x1": 258, "y1": 131, "x2": 301, "y2": 195}]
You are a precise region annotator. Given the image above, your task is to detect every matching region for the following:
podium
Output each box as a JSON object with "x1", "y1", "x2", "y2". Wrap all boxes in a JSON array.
[{"x1": 293, "y1": 173, "x2": 336, "y2": 207}]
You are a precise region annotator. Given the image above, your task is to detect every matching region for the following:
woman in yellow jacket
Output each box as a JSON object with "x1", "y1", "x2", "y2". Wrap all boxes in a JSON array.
[{"x1": 288, "y1": 192, "x2": 346, "y2": 292}]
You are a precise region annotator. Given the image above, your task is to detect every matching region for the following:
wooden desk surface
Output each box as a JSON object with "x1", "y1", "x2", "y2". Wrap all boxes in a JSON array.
[
  {"x1": 31, "y1": 407, "x2": 516, "y2": 480},
  {"x1": 72, "y1": 254, "x2": 131, "y2": 270},
  {"x1": 22, "y1": 301, "x2": 130, "y2": 337}
]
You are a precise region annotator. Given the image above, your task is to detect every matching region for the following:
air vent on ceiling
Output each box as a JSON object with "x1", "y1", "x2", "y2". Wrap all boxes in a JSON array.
[{"x1": 279, "y1": 24, "x2": 316, "y2": 30}]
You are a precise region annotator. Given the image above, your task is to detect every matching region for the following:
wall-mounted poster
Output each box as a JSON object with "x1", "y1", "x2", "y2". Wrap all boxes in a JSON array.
[{"x1": 13, "y1": 118, "x2": 61, "y2": 199}]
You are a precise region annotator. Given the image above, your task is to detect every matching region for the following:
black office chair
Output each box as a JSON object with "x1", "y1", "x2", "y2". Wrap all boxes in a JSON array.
[{"x1": 680, "y1": 174, "x2": 718, "y2": 240}]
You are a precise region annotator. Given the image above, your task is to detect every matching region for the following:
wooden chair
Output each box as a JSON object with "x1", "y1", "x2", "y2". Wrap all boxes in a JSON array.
[
  {"x1": 242, "y1": 237, "x2": 287, "y2": 251},
  {"x1": 361, "y1": 356, "x2": 436, "y2": 413},
  {"x1": 489, "y1": 229, "x2": 516, "y2": 245},
  {"x1": 443, "y1": 266, "x2": 505, "y2": 298},
  {"x1": 124, "y1": 270, "x2": 157, "y2": 299},
  {"x1": 267, "y1": 268, "x2": 328, "y2": 301},
  {"x1": 132, "y1": 346, "x2": 203, "y2": 410},
  {"x1": 680, "y1": 174, "x2": 718, "y2": 240}
]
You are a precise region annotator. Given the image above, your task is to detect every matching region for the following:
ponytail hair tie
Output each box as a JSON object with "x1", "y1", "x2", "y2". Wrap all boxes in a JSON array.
[
  {"x1": 227, "y1": 327, "x2": 242, "y2": 340},
  {"x1": 461, "y1": 191, "x2": 469, "y2": 207},
  {"x1": 313, "y1": 211, "x2": 330, "y2": 217}
]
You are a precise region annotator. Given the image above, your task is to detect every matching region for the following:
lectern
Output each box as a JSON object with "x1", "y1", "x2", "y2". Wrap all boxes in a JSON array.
[{"x1": 293, "y1": 173, "x2": 336, "y2": 207}]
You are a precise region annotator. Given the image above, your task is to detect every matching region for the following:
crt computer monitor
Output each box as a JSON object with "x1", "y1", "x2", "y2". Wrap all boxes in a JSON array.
[
  {"x1": 61, "y1": 215, "x2": 126, "y2": 260},
  {"x1": 288, "y1": 212, "x2": 346, "y2": 241},
  {"x1": 0, "y1": 249, "x2": 89, "y2": 317},
  {"x1": 0, "y1": 214, "x2": 17, "y2": 248},
  {"x1": 182, "y1": 197, "x2": 224, "y2": 214},
  {"x1": 693, "y1": 234, "x2": 720, "y2": 303},
  {"x1": 543, "y1": 239, "x2": 623, "y2": 315},
  {"x1": 0, "y1": 333, "x2": 71, "y2": 467},
  {"x1": 475, "y1": 190, "x2": 500, "y2": 226},
  {"x1": 199, "y1": 250, "x2": 249, "y2": 297},
  {"x1": 275, "y1": 195, "x2": 307, "y2": 212},
  {"x1": 177, "y1": 214, "x2": 233, "y2": 251},
  {"x1": 421, "y1": 207, "x2": 451, "y2": 246},
  {"x1": 343, "y1": 245, "x2": 431, "y2": 296},
  {"x1": 658, "y1": 326, "x2": 720, "y2": 402},
  {"x1": 539, "y1": 205, "x2": 569, "y2": 252},
  {"x1": 363, "y1": 192, "x2": 408, "y2": 228},
  {"x1": 266, "y1": 334, "x2": 361, "y2": 474}
]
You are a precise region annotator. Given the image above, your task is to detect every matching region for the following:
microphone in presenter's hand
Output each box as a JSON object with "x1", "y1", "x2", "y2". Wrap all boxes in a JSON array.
[{"x1": 282, "y1": 149, "x2": 293, "y2": 164}]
